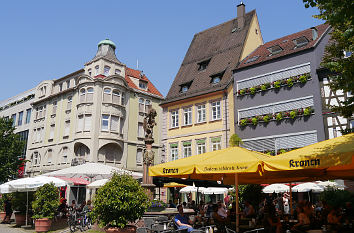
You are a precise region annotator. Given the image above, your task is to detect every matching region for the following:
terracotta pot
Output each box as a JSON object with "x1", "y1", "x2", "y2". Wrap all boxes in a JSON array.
[
  {"x1": 105, "y1": 225, "x2": 137, "y2": 233},
  {"x1": 0, "y1": 212, "x2": 6, "y2": 222},
  {"x1": 15, "y1": 212, "x2": 26, "y2": 226},
  {"x1": 35, "y1": 218, "x2": 52, "y2": 232}
]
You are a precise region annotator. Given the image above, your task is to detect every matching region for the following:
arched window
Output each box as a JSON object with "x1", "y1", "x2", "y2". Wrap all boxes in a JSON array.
[
  {"x1": 112, "y1": 90, "x2": 121, "y2": 104},
  {"x1": 80, "y1": 88, "x2": 86, "y2": 103},
  {"x1": 139, "y1": 98, "x2": 145, "y2": 112},
  {"x1": 87, "y1": 87, "x2": 94, "y2": 102},
  {"x1": 145, "y1": 100, "x2": 151, "y2": 112},
  {"x1": 104, "y1": 66, "x2": 111, "y2": 76},
  {"x1": 103, "y1": 88, "x2": 111, "y2": 102}
]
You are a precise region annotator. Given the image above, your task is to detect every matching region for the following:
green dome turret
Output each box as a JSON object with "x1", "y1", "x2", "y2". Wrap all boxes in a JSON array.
[{"x1": 98, "y1": 39, "x2": 116, "y2": 49}]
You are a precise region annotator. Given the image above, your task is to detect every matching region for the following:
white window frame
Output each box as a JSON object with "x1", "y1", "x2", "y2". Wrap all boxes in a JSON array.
[
  {"x1": 196, "y1": 104, "x2": 206, "y2": 123},
  {"x1": 170, "y1": 109, "x2": 179, "y2": 128},
  {"x1": 104, "y1": 66, "x2": 110, "y2": 76},
  {"x1": 211, "y1": 137, "x2": 221, "y2": 151},
  {"x1": 183, "y1": 107, "x2": 192, "y2": 126},
  {"x1": 170, "y1": 143, "x2": 178, "y2": 161},
  {"x1": 101, "y1": 114, "x2": 110, "y2": 131},
  {"x1": 211, "y1": 100, "x2": 221, "y2": 121},
  {"x1": 196, "y1": 139, "x2": 206, "y2": 155},
  {"x1": 183, "y1": 142, "x2": 192, "y2": 158}
]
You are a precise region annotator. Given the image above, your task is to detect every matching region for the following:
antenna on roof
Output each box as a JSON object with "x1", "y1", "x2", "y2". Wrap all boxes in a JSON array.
[{"x1": 136, "y1": 59, "x2": 139, "y2": 69}]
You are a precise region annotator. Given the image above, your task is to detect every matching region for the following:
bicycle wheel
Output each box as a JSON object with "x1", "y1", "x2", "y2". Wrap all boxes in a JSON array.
[
  {"x1": 86, "y1": 217, "x2": 92, "y2": 229},
  {"x1": 68, "y1": 217, "x2": 76, "y2": 233}
]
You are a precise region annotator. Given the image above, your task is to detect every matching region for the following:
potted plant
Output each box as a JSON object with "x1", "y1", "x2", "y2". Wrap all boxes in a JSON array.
[
  {"x1": 249, "y1": 87, "x2": 256, "y2": 95},
  {"x1": 147, "y1": 200, "x2": 167, "y2": 212},
  {"x1": 239, "y1": 89, "x2": 245, "y2": 95},
  {"x1": 263, "y1": 115, "x2": 271, "y2": 123},
  {"x1": 287, "y1": 78, "x2": 294, "y2": 87},
  {"x1": 92, "y1": 173, "x2": 150, "y2": 233},
  {"x1": 32, "y1": 183, "x2": 60, "y2": 232},
  {"x1": 261, "y1": 84, "x2": 267, "y2": 91},
  {"x1": 304, "y1": 107, "x2": 313, "y2": 116},
  {"x1": 299, "y1": 74, "x2": 309, "y2": 83},
  {"x1": 13, "y1": 192, "x2": 34, "y2": 226},
  {"x1": 239, "y1": 119, "x2": 247, "y2": 126},
  {"x1": 273, "y1": 81, "x2": 281, "y2": 89},
  {"x1": 251, "y1": 117, "x2": 258, "y2": 126},
  {"x1": 289, "y1": 110, "x2": 297, "y2": 119},
  {"x1": 276, "y1": 112, "x2": 283, "y2": 121}
]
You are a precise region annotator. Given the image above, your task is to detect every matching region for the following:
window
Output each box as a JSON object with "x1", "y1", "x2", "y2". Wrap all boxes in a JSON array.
[
  {"x1": 52, "y1": 101, "x2": 57, "y2": 115},
  {"x1": 198, "y1": 59, "x2": 210, "y2": 71},
  {"x1": 49, "y1": 124, "x2": 55, "y2": 140},
  {"x1": 196, "y1": 104, "x2": 206, "y2": 123},
  {"x1": 78, "y1": 115, "x2": 84, "y2": 132},
  {"x1": 138, "y1": 98, "x2": 151, "y2": 113},
  {"x1": 80, "y1": 89, "x2": 86, "y2": 103},
  {"x1": 104, "y1": 66, "x2": 110, "y2": 76},
  {"x1": 293, "y1": 36, "x2": 309, "y2": 48},
  {"x1": 112, "y1": 90, "x2": 121, "y2": 104},
  {"x1": 210, "y1": 72, "x2": 224, "y2": 84},
  {"x1": 138, "y1": 122, "x2": 144, "y2": 138},
  {"x1": 18, "y1": 111, "x2": 23, "y2": 126},
  {"x1": 84, "y1": 114, "x2": 92, "y2": 131},
  {"x1": 62, "y1": 147, "x2": 68, "y2": 163},
  {"x1": 211, "y1": 101, "x2": 221, "y2": 120},
  {"x1": 95, "y1": 65, "x2": 99, "y2": 75},
  {"x1": 180, "y1": 81, "x2": 192, "y2": 93},
  {"x1": 66, "y1": 80, "x2": 70, "y2": 89},
  {"x1": 211, "y1": 137, "x2": 221, "y2": 151},
  {"x1": 171, "y1": 110, "x2": 179, "y2": 128},
  {"x1": 11, "y1": 114, "x2": 16, "y2": 127},
  {"x1": 59, "y1": 83, "x2": 63, "y2": 92},
  {"x1": 183, "y1": 141, "x2": 192, "y2": 158},
  {"x1": 183, "y1": 107, "x2": 192, "y2": 125},
  {"x1": 120, "y1": 118, "x2": 124, "y2": 134},
  {"x1": 245, "y1": 56, "x2": 260, "y2": 64},
  {"x1": 87, "y1": 87, "x2": 94, "y2": 102},
  {"x1": 25, "y1": 109, "x2": 31, "y2": 124},
  {"x1": 212, "y1": 77, "x2": 221, "y2": 84},
  {"x1": 101, "y1": 115, "x2": 109, "y2": 131},
  {"x1": 33, "y1": 152, "x2": 40, "y2": 165},
  {"x1": 115, "y1": 69, "x2": 121, "y2": 75},
  {"x1": 111, "y1": 116, "x2": 119, "y2": 132},
  {"x1": 139, "y1": 81, "x2": 147, "y2": 89},
  {"x1": 67, "y1": 96, "x2": 72, "y2": 110},
  {"x1": 181, "y1": 86, "x2": 189, "y2": 93},
  {"x1": 121, "y1": 92, "x2": 125, "y2": 105},
  {"x1": 196, "y1": 139, "x2": 206, "y2": 155},
  {"x1": 64, "y1": 121, "x2": 70, "y2": 137},
  {"x1": 145, "y1": 100, "x2": 151, "y2": 113},
  {"x1": 103, "y1": 88, "x2": 111, "y2": 102},
  {"x1": 88, "y1": 68, "x2": 92, "y2": 76},
  {"x1": 170, "y1": 143, "x2": 178, "y2": 161},
  {"x1": 47, "y1": 149, "x2": 53, "y2": 164},
  {"x1": 136, "y1": 148, "x2": 143, "y2": 164},
  {"x1": 267, "y1": 45, "x2": 283, "y2": 56}
]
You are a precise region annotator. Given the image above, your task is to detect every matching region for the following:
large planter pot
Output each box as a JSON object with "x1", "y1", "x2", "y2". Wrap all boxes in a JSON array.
[
  {"x1": 15, "y1": 212, "x2": 26, "y2": 226},
  {"x1": 0, "y1": 212, "x2": 6, "y2": 222},
  {"x1": 34, "y1": 218, "x2": 52, "y2": 232},
  {"x1": 105, "y1": 225, "x2": 137, "y2": 233}
]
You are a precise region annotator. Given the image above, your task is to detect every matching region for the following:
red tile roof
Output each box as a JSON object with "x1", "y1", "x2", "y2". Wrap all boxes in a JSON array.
[
  {"x1": 125, "y1": 67, "x2": 163, "y2": 98},
  {"x1": 237, "y1": 23, "x2": 330, "y2": 69}
]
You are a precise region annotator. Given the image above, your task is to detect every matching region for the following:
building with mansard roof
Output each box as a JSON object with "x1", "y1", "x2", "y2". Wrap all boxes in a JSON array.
[{"x1": 25, "y1": 39, "x2": 164, "y2": 177}]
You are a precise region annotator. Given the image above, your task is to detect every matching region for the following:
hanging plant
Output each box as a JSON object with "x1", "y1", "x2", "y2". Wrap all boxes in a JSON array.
[
  {"x1": 265, "y1": 82, "x2": 271, "y2": 89},
  {"x1": 249, "y1": 87, "x2": 256, "y2": 95},
  {"x1": 290, "y1": 110, "x2": 297, "y2": 119},
  {"x1": 240, "y1": 119, "x2": 247, "y2": 126},
  {"x1": 299, "y1": 74, "x2": 309, "y2": 83},
  {"x1": 251, "y1": 117, "x2": 258, "y2": 126},
  {"x1": 239, "y1": 89, "x2": 245, "y2": 95},
  {"x1": 273, "y1": 81, "x2": 281, "y2": 89},
  {"x1": 255, "y1": 85, "x2": 262, "y2": 91},
  {"x1": 287, "y1": 78, "x2": 294, "y2": 87},
  {"x1": 261, "y1": 84, "x2": 267, "y2": 91},
  {"x1": 263, "y1": 115, "x2": 271, "y2": 123},
  {"x1": 276, "y1": 112, "x2": 283, "y2": 121}
]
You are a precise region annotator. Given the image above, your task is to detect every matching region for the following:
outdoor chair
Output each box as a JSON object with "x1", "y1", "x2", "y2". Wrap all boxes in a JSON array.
[{"x1": 243, "y1": 228, "x2": 264, "y2": 233}]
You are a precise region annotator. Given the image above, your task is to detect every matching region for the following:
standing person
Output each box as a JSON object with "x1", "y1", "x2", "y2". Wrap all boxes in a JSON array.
[
  {"x1": 70, "y1": 200, "x2": 77, "y2": 210},
  {"x1": 174, "y1": 204, "x2": 195, "y2": 232},
  {"x1": 1, "y1": 196, "x2": 13, "y2": 224},
  {"x1": 78, "y1": 201, "x2": 86, "y2": 212},
  {"x1": 283, "y1": 193, "x2": 290, "y2": 215},
  {"x1": 57, "y1": 199, "x2": 68, "y2": 218},
  {"x1": 83, "y1": 200, "x2": 92, "y2": 212}
]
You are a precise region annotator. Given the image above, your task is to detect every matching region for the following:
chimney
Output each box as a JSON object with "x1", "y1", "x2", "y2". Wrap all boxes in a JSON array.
[{"x1": 237, "y1": 2, "x2": 245, "y2": 30}]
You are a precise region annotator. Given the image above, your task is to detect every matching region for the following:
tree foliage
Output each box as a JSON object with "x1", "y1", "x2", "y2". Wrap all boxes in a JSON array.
[
  {"x1": 92, "y1": 173, "x2": 150, "y2": 228},
  {"x1": 32, "y1": 183, "x2": 60, "y2": 219},
  {"x1": 229, "y1": 133, "x2": 243, "y2": 147},
  {"x1": 320, "y1": 188, "x2": 354, "y2": 208},
  {"x1": 303, "y1": 0, "x2": 354, "y2": 118},
  {"x1": 0, "y1": 117, "x2": 25, "y2": 183},
  {"x1": 229, "y1": 184, "x2": 263, "y2": 208}
]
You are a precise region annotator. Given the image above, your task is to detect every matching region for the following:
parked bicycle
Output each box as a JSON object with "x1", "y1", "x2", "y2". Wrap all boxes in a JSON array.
[{"x1": 67, "y1": 207, "x2": 92, "y2": 232}]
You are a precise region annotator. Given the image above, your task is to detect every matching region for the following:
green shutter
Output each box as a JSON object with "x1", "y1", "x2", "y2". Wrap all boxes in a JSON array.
[
  {"x1": 170, "y1": 143, "x2": 178, "y2": 148},
  {"x1": 196, "y1": 139, "x2": 206, "y2": 144},
  {"x1": 183, "y1": 141, "x2": 191, "y2": 146},
  {"x1": 211, "y1": 137, "x2": 221, "y2": 143}
]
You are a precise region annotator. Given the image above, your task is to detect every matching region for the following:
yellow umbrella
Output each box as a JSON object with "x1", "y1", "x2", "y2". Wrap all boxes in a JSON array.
[
  {"x1": 150, "y1": 146, "x2": 270, "y2": 232},
  {"x1": 163, "y1": 182, "x2": 187, "y2": 188}
]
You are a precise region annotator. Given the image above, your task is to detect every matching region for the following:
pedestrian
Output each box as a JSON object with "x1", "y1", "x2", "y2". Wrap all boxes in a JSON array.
[{"x1": 1, "y1": 196, "x2": 12, "y2": 224}]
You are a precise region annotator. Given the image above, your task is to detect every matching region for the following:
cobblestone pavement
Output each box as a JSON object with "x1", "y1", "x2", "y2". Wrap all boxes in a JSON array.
[{"x1": 0, "y1": 224, "x2": 27, "y2": 233}]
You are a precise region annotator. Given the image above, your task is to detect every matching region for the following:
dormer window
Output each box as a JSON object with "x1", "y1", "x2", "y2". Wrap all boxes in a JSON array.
[
  {"x1": 293, "y1": 36, "x2": 309, "y2": 48},
  {"x1": 139, "y1": 81, "x2": 147, "y2": 89},
  {"x1": 104, "y1": 66, "x2": 110, "y2": 76},
  {"x1": 210, "y1": 71, "x2": 224, "y2": 84},
  {"x1": 267, "y1": 45, "x2": 283, "y2": 56},
  {"x1": 180, "y1": 81, "x2": 192, "y2": 93},
  {"x1": 95, "y1": 65, "x2": 99, "y2": 75},
  {"x1": 198, "y1": 59, "x2": 211, "y2": 71},
  {"x1": 245, "y1": 56, "x2": 260, "y2": 64}
]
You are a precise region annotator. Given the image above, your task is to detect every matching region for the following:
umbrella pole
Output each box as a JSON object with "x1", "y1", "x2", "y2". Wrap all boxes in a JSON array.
[
  {"x1": 289, "y1": 183, "x2": 293, "y2": 216},
  {"x1": 235, "y1": 173, "x2": 239, "y2": 233},
  {"x1": 25, "y1": 191, "x2": 28, "y2": 226}
]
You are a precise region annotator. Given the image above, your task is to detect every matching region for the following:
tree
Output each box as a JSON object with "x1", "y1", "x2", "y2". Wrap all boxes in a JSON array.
[
  {"x1": 303, "y1": 0, "x2": 354, "y2": 118},
  {"x1": 229, "y1": 133, "x2": 243, "y2": 147},
  {"x1": 0, "y1": 117, "x2": 25, "y2": 183}
]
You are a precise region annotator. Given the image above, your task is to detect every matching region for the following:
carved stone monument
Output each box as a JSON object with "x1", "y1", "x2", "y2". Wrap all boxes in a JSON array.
[{"x1": 141, "y1": 107, "x2": 157, "y2": 198}]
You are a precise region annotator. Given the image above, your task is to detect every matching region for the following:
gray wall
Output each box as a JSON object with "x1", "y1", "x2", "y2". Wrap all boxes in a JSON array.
[{"x1": 233, "y1": 30, "x2": 330, "y2": 142}]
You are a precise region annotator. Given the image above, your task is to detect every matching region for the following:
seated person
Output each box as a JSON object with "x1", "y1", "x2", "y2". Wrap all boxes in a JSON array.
[
  {"x1": 327, "y1": 208, "x2": 342, "y2": 231},
  {"x1": 83, "y1": 200, "x2": 92, "y2": 212},
  {"x1": 175, "y1": 204, "x2": 194, "y2": 232},
  {"x1": 263, "y1": 200, "x2": 282, "y2": 233},
  {"x1": 217, "y1": 201, "x2": 228, "y2": 220},
  {"x1": 57, "y1": 199, "x2": 68, "y2": 217},
  {"x1": 243, "y1": 200, "x2": 255, "y2": 218},
  {"x1": 169, "y1": 200, "x2": 176, "y2": 208},
  {"x1": 291, "y1": 206, "x2": 310, "y2": 233}
]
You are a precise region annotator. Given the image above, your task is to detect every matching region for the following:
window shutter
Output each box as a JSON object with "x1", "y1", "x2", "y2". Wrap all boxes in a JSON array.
[
  {"x1": 196, "y1": 139, "x2": 206, "y2": 144},
  {"x1": 183, "y1": 141, "x2": 191, "y2": 146},
  {"x1": 170, "y1": 143, "x2": 178, "y2": 148},
  {"x1": 211, "y1": 137, "x2": 221, "y2": 143}
]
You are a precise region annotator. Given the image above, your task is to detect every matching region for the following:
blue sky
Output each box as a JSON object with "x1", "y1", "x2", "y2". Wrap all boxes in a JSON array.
[{"x1": 0, "y1": 0, "x2": 323, "y2": 100}]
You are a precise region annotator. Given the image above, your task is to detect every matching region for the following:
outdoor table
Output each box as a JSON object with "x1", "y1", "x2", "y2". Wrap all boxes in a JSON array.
[{"x1": 144, "y1": 208, "x2": 195, "y2": 216}]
